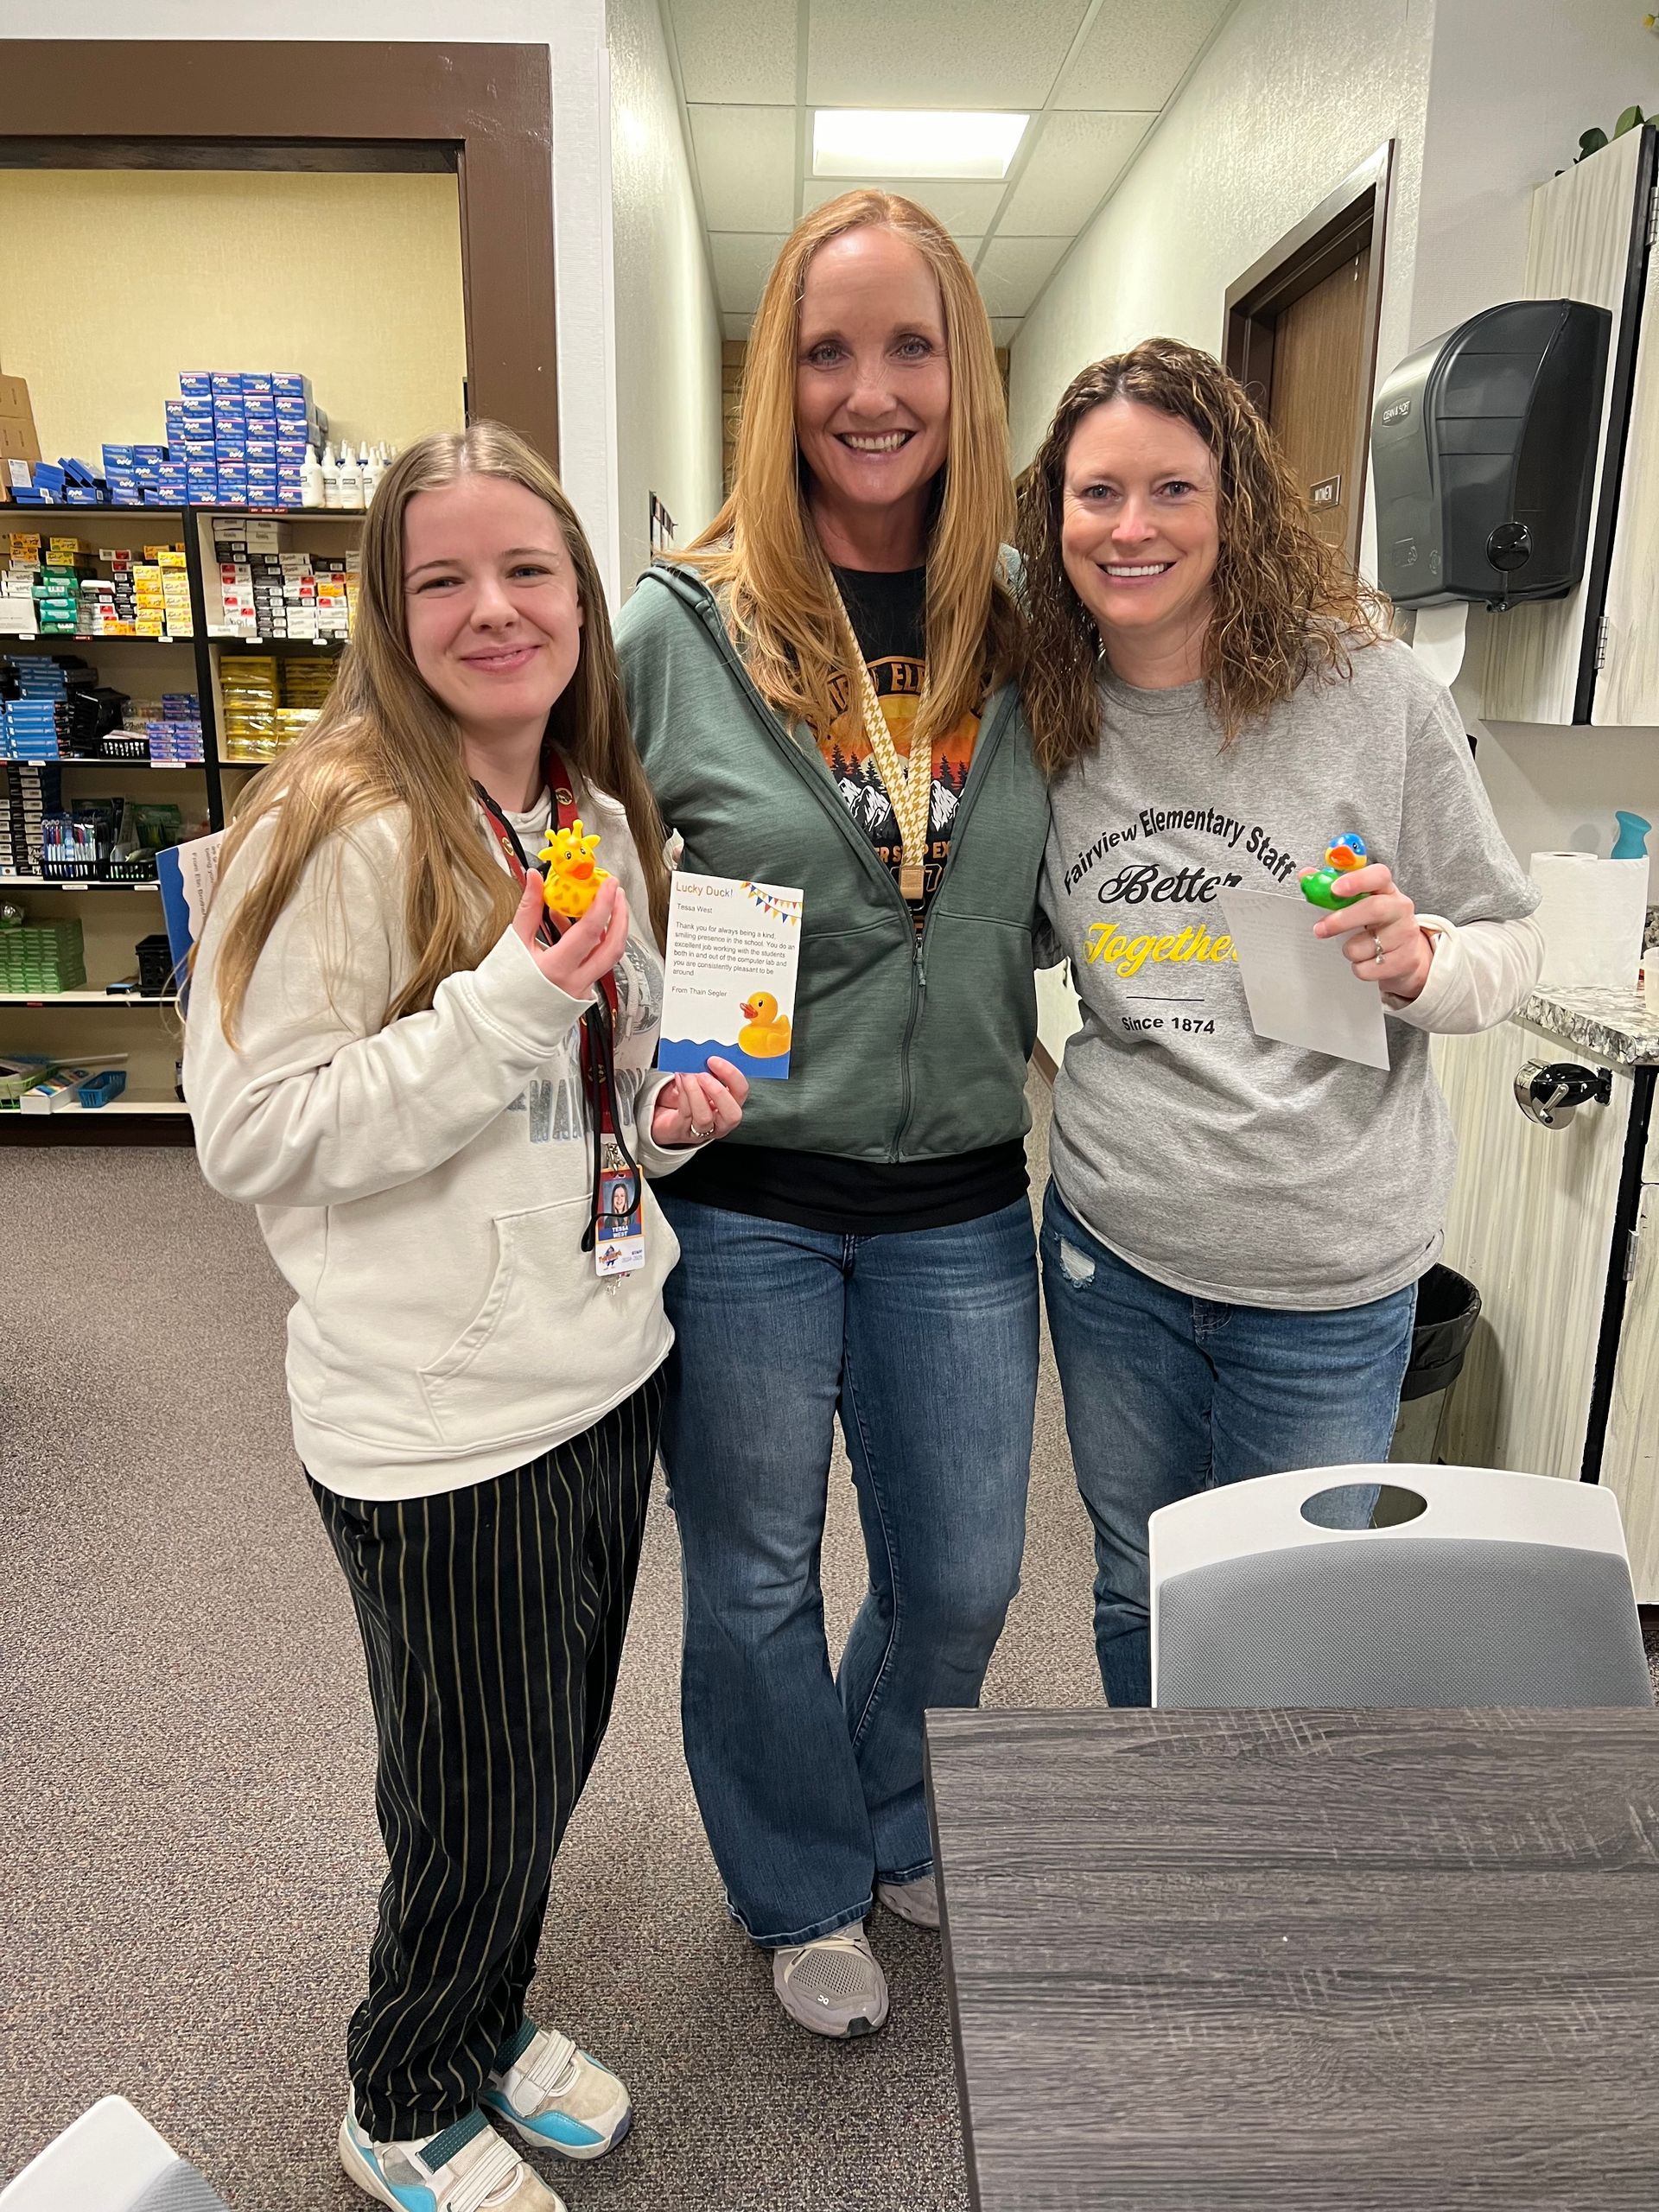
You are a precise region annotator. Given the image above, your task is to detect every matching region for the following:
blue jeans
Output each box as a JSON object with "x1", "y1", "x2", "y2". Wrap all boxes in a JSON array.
[
  {"x1": 1040, "y1": 1180, "x2": 1417, "y2": 1708},
  {"x1": 659, "y1": 1194, "x2": 1039, "y2": 1946}
]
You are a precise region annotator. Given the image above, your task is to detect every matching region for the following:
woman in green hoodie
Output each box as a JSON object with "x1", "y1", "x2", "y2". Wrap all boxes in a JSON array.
[{"x1": 616, "y1": 190, "x2": 1047, "y2": 2040}]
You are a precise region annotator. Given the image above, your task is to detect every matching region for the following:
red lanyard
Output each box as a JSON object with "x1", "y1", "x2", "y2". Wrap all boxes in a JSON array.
[{"x1": 475, "y1": 747, "x2": 620, "y2": 1138}]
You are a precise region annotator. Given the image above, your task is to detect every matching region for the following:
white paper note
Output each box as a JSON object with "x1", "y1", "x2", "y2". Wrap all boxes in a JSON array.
[
  {"x1": 658, "y1": 872, "x2": 804, "y2": 1082},
  {"x1": 1217, "y1": 885, "x2": 1390, "y2": 1071}
]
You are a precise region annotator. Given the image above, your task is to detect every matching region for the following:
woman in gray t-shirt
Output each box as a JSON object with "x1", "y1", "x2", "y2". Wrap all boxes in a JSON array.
[{"x1": 1015, "y1": 338, "x2": 1541, "y2": 1707}]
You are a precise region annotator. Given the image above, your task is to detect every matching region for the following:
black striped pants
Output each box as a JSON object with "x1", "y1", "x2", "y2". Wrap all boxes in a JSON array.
[{"x1": 309, "y1": 1368, "x2": 664, "y2": 2142}]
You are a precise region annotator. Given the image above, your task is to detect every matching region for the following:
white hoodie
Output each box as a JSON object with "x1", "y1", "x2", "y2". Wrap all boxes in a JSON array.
[{"x1": 185, "y1": 781, "x2": 683, "y2": 1500}]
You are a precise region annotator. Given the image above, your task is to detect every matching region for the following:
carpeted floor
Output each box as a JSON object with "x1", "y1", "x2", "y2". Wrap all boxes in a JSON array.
[{"x1": 1, "y1": 1077, "x2": 1103, "y2": 2211}]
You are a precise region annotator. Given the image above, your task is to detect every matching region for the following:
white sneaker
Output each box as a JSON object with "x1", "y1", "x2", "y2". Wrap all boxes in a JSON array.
[
  {"x1": 482, "y1": 2020, "x2": 632, "y2": 2161},
  {"x1": 772, "y1": 1923, "x2": 890, "y2": 2038},
  {"x1": 339, "y1": 2106, "x2": 566, "y2": 2211},
  {"x1": 877, "y1": 1872, "x2": 940, "y2": 1928}
]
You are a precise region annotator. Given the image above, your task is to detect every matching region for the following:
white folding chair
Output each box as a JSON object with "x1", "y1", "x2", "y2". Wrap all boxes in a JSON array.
[
  {"x1": 1149, "y1": 1463, "x2": 1654, "y2": 1710},
  {"x1": 0, "y1": 2098, "x2": 233, "y2": 2212}
]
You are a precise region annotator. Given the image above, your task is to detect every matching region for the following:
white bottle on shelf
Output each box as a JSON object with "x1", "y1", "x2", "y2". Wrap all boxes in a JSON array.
[
  {"x1": 300, "y1": 442, "x2": 326, "y2": 509},
  {"x1": 361, "y1": 445, "x2": 384, "y2": 505},
  {"x1": 337, "y1": 445, "x2": 363, "y2": 510},
  {"x1": 322, "y1": 443, "x2": 344, "y2": 510}
]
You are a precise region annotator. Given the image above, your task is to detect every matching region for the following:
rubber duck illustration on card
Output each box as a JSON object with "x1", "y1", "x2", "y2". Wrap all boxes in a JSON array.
[{"x1": 737, "y1": 991, "x2": 792, "y2": 1058}]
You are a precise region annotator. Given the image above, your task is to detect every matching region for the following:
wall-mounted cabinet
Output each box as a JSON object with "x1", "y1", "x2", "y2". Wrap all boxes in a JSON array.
[{"x1": 1478, "y1": 125, "x2": 1657, "y2": 727}]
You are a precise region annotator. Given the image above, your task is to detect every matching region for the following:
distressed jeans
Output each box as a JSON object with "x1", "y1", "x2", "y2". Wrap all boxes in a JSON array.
[{"x1": 1040, "y1": 1179, "x2": 1416, "y2": 1707}]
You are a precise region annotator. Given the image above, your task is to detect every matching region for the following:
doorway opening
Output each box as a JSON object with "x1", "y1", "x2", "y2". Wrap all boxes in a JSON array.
[{"x1": 1224, "y1": 144, "x2": 1393, "y2": 569}]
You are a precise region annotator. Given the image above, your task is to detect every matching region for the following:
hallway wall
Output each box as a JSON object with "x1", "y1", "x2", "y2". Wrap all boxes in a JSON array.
[
  {"x1": 607, "y1": 0, "x2": 726, "y2": 599},
  {"x1": 1007, "y1": 0, "x2": 1433, "y2": 477}
]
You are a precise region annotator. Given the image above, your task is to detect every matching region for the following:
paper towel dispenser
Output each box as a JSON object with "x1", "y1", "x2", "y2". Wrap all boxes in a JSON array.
[{"x1": 1371, "y1": 299, "x2": 1610, "y2": 608}]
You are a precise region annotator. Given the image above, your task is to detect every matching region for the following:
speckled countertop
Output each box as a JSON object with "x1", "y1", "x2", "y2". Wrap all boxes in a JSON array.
[{"x1": 1521, "y1": 984, "x2": 1659, "y2": 1066}]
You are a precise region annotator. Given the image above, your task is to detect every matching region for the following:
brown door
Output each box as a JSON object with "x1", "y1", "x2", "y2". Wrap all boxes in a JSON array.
[{"x1": 1265, "y1": 245, "x2": 1370, "y2": 551}]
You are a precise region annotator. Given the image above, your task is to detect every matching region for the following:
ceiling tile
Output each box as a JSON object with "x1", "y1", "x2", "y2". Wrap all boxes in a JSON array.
[
  {"x1": 806, "y1": 0, "x2": 1090, "y2": 109},
  {"x1": 666, "y1": 0, "x2": 798, "y2": 106},
  {"x1": 996, "y1": 111, "x2": 1157, "y2": 234},
  {"x1": 801, "y1": 175, "x2": 1009, "y2": 236},
  {"x1": 723, "y1": 310, "x2": 754, "y2": 342},
  {"x1": 690, "y1": 105, "x2": 798, "y2": 230},
  {"x1": 974, "y1": 235, "x2": 1070, "y2": 318},
  {"x1": 709, "y1": 231, "x2": 791, "y2": 313},
  {"x1": 1056, "y1": 0, "x2": 1230, "y2": 111}
]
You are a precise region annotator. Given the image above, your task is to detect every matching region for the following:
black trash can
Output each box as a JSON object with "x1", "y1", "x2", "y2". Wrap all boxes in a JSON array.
[{"x1": 1389, "y1": 1263, "x2": 1482, "y2": 1465}]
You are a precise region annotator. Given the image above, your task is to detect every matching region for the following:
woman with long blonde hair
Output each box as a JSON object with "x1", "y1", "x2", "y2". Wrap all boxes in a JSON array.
[
  {"x1": 616, "y1": 191, "x2": 1047, "y2": 2038},
  {"x1": 186, "y1": 424, "x2": 745, "y2": 2210},
  {"x1": 1018, "y1": 340, "x2": 1541, "y2": 1707}
]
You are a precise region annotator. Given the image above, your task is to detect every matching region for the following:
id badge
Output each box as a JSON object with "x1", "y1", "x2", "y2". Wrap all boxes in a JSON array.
[{"x1": 595, "y1": 1138, "x2": 645, "y2": 1277}]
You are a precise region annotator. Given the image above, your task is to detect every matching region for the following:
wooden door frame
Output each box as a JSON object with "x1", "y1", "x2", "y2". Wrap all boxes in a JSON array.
[
  {"x1": 1224, "y1": 142, "x2": 1394, "y2": 566},
  {"x1": 0, "y1": 41, "x2": 558, "y2": 463}
]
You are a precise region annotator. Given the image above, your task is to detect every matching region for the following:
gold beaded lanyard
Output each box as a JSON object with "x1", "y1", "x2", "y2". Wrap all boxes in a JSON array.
[{"x1": 830, "y1": 578, "x2": 932, "y2": 904}]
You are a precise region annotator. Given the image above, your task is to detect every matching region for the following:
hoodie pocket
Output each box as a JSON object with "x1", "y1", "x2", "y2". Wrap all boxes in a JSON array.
[{"x1": 419, "y1": 1195, "x2": 592, "y2": 1447}]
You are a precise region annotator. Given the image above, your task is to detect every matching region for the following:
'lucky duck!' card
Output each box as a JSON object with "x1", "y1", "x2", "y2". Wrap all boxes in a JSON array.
[{"x1": 658, "y1": 873, "x2": 804, "y2": 1082}]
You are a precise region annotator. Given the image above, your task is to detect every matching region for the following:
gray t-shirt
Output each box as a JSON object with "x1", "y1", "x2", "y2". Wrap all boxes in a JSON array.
[{"x1": 1043, "y1": 636, "x2": 1538, "y2": 1309}]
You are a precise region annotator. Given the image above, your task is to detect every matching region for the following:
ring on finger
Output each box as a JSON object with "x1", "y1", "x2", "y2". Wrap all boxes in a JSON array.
[
  {"x1": 1370, "y1": 930, "x2": 1386, "y2": 966},
  {"x1": 688, "y1": 1121, "x2": 715, "y2": 1141}
]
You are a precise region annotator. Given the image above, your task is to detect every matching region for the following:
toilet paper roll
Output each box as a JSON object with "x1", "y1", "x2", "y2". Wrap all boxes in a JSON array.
[
  {"x1": 1410, "y1": 602, "x2": 1468, "y2": 686},
  {"x1": 1529, "y1": 851, "x2": 1650, "y2": 991}
]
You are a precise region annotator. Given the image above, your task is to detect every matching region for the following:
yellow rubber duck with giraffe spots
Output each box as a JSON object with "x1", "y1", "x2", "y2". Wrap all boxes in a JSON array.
[{"x1": 538, "y1": 819, "x2": 611, "y2": 919}]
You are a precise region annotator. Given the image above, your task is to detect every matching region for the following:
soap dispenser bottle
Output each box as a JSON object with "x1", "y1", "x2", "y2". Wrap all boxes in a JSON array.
[
  {"x1": 300, "y1": 442, "x2": 325, "y2": 509},
  {"x1": 321, "y1": 443, "x2": 343, "y2": 510},
  {"x1": 1611, "y1": 810, "x2": 1651, "y2": 861},
  {"x1": 336, "y1": 444, "x2": 362, "y2": 510}
]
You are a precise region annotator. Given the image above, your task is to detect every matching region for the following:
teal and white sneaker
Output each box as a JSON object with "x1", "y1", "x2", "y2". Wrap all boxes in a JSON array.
[
  {"x1": 339, "y1": 2105, "x2": 566, "y2": 2211},
  {"x1": 481, "y1": 2020, "x2": 632, "y2": 2163}
]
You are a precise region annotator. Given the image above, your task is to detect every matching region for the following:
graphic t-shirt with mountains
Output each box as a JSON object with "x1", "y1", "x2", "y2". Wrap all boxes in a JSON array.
[{"x1": 822, "y1": 563, "x2": 978, "y2": 925}]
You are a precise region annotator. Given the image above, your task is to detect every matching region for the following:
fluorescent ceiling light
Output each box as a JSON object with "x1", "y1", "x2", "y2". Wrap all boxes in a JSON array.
[{"x1": 812, "y1": 110, "x2": 1028, "y2": 181}]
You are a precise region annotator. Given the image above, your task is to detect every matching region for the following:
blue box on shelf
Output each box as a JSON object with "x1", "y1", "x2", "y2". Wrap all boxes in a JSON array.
[
  {"x1": 133, "y1": 445, "x2": 168, "y2": 467},
  {"x1": 210, "y1": 372, "x2": 243, "y2": 397},
  {"x1": 245, "y1": 437, "x2": 276, "y2": 464},
  {"x1": 101, "y1": 444, "x2": 134, "y2": 472},
  {"x1": 64, "y1": 486, "x2": 106, "y2": 505},
  {"x1": 179, "y1": 372, "x2": 213, "y2": 398},
  {"x1": 178, "y1": 437, "x2": 216, "y2": 464},
  {"x1": 272, "y1": 394, "x2": 310, "y2": 423},
  {"x1": 215, "y1": 438, "x2": 247, "y2": 463},
  {"x1": 271, "y1": 372, "x2": 312, "y2": 402}
]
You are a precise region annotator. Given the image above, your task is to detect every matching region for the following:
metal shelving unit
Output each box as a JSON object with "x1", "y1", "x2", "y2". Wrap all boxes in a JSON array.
[{"x1": 3, "y1": 500, "x2": 360, "y2": 1138}]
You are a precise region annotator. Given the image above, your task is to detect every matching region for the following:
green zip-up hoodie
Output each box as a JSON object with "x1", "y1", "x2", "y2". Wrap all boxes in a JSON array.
[{"x1": 615, "y1": 561, "x2": 1047, "y2": 1163}]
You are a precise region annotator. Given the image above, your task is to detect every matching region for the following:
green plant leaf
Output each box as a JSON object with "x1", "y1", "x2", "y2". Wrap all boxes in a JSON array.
[
  {"x1": 1614, "y1": 105, "x2": 1646, "y2": 136},
  {"x1": 1578, "y1": 125, "x2": 1610, "y2": 160}
]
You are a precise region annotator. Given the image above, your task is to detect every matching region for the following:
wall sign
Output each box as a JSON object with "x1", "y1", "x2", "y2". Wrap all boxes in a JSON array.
[{"x1": 1309, "y1": 474, "x2": 1342, "y2": 509}]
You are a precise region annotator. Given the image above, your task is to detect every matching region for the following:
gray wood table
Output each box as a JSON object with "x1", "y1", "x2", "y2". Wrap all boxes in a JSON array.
[{"x1": 925, "y1": 1707, "x2": 1659, "y2": 2211}]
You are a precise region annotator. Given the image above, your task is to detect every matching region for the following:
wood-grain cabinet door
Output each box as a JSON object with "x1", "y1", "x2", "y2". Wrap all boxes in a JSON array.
[
  {"x1": 1433, "y1": 1020, "x2": 1631, "y2": 1477},
  {"x1": 1599, "y1": 1111, "x2": 1659, "y2": 1599}
]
